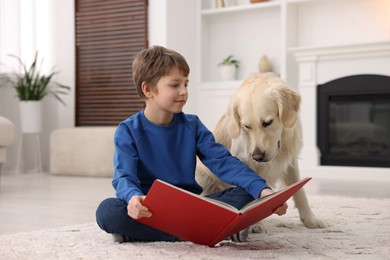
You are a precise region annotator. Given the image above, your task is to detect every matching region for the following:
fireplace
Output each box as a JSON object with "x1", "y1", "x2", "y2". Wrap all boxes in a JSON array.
[
  {"x1": 291, "y1": 41, "x2": 390, "y2": 181},
  {"x1": 317, "y1": 74, "x2": 390, "y2": 167}
]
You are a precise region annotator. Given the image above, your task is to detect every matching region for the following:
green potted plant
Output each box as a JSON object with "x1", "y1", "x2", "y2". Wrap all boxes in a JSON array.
[
  {"x1": 218, "y1": 55, "x2": 240, "y2": 81},
  {"x1": 0, "y1": 52, "x2": 70, "y2": 133}
]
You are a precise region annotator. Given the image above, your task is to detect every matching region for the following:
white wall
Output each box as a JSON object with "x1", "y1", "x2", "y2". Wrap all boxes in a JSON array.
[
  {"x1": 149, "y1": 0, "x2": 198, "y2": 113},
  {"x1": 297, "y1": 0, "x2": 390, "y2": 47}
]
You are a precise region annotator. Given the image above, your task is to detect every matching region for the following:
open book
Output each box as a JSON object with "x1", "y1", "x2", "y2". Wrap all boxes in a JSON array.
[{"x1": 136, "y1": 177, "x2": 311, "y2": 247}]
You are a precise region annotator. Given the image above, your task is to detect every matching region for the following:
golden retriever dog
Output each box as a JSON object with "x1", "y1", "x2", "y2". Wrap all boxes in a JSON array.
[{"x1": 196, "y1": 72, "x2": 327, "y2": 233}]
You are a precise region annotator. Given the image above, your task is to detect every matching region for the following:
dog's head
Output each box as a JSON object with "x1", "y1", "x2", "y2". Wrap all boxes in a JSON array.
[{"x1": 227, "y1": 73, "x2": 301, "y2": 163}]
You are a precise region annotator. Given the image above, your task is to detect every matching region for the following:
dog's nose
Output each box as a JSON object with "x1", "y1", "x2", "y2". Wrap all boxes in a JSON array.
[{"x1": 252, "y1": 149, "x2": 268, "y2": 162}]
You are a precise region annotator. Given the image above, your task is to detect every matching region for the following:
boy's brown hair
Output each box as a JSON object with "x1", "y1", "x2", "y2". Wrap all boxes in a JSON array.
[{"x1": 132, "y1": 45, "x2": 190, "y2": 99}]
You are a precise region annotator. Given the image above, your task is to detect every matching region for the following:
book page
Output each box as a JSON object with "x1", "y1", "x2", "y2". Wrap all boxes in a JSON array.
[
  {"x1": 156, "y1": 179, "x2": 240, "y2": 213},
  {"x1": 240, "y1": 177, "x2": 311, "y2": 213},
  {"x1": 239, "y1": 191, "x2": 280, "y2": 212}
]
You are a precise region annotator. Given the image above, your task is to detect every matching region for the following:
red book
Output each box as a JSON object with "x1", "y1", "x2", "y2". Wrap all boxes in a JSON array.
[{"x1": 136, "y1": 177, "x2": 311, "y2": 247}]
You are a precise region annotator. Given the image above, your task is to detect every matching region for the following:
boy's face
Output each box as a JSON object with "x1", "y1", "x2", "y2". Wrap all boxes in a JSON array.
[{"x1": 148, "y1": 66, "x2": 189, "y2": 114}]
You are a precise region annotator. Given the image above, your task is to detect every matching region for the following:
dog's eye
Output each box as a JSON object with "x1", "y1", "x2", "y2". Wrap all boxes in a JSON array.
[
  {"x1": 262, "y1": 120, "x2": 273, "y2": 128},
  {"x1": 244, "y1": 124, "x2": 251, "y2": 130}
]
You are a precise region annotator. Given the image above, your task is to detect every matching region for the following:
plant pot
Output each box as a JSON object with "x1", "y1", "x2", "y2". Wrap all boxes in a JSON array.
[
  {"x1": 219, "y1": 65, "x2": 237, "y2": 81},
  {"x1": 19, "y1": 101, "x2": 43, "y2": 133}
]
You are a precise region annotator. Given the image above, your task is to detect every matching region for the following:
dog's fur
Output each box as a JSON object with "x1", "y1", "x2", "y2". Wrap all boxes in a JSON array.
[{"x1": 196, "y1": 73, "x2": 327, "y2": 232}]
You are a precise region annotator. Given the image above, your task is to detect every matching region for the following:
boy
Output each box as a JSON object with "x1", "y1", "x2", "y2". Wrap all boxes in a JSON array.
[{"x1": 96, "y1": 45, "x2": 287, "y2": 243}]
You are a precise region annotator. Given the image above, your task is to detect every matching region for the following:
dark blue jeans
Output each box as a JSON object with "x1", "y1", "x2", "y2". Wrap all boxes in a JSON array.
[{"x1": 96, "y1": 187, "x2": 254, "y2": 242}]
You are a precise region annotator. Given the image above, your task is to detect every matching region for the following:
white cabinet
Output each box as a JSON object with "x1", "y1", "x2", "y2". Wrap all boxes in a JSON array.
[
  {"x1": 195, "y1": 81, "x2": 240, "y2": 131},
  {"x1": 196, "y1": 0, "x2": 390, "y2": 130}
]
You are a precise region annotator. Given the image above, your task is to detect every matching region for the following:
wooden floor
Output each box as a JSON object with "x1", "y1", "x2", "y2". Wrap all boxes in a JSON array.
[{"x1": 1, "y1": 172, "x2": 389, "y2": 235}]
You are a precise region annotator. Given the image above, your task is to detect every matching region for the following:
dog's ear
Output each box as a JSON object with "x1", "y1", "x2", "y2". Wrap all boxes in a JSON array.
[
  {"x1": 273, "y1": 86, "x2": 301, "y2": 128},
  {"x1": 227, "y1": 98, "x2": 241, "y2": 138}
]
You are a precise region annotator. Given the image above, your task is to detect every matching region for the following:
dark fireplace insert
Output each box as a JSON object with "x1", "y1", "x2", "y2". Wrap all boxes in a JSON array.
[{"x1": 317, "y1": 74, "x2": 390, "y2": 167}]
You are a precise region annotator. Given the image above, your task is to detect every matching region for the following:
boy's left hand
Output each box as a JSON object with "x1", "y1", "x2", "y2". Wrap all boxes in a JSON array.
[{"x1": 260, "y1": 188, "x2": 288, "y2": 216}]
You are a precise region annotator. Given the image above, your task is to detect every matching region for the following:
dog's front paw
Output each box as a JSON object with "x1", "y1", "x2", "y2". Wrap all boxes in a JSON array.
[
  {"x1": 301, "y1": 214, "x2": 328, "y2": 229},
  {"x1": 250, "y1": 222, "x2": 268, "y2": 233}
]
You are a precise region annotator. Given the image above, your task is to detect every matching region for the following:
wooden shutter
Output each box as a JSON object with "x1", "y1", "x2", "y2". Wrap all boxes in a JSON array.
[{"x1": 75, "y1": 0, "x2": 147, "y2": 126}]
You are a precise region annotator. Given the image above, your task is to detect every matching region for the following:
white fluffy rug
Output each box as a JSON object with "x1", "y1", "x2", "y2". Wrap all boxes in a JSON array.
[{"x1": 1, "y1": 195, "x2": 389, "y2": 260}]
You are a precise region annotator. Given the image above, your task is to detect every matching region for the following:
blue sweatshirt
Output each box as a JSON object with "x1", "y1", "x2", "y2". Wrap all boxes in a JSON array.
[{"x1": 112, "y1": 110, "x2": 269, "y2": 203}]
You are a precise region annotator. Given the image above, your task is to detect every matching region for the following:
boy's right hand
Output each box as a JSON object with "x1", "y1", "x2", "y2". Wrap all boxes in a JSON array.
[{"x1": 127, "y1": 195, "x2": 152, "y2": 219}]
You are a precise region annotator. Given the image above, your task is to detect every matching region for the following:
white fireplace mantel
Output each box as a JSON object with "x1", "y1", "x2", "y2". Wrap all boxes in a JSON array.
[
  {"x1": 291, "y1": 41, "x2": 390, "y2": 62},
  {"x1": 290, "y1": 41, "x2": 390, "y2": 182}
]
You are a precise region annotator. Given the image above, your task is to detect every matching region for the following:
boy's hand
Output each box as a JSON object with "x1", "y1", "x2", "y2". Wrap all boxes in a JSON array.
[
  {"x1": 127, "y1": 195, "x2": 152, "y2": 219},
  {"x1": 260, "y1": 188, "x2": 288, "y2": 216}
]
